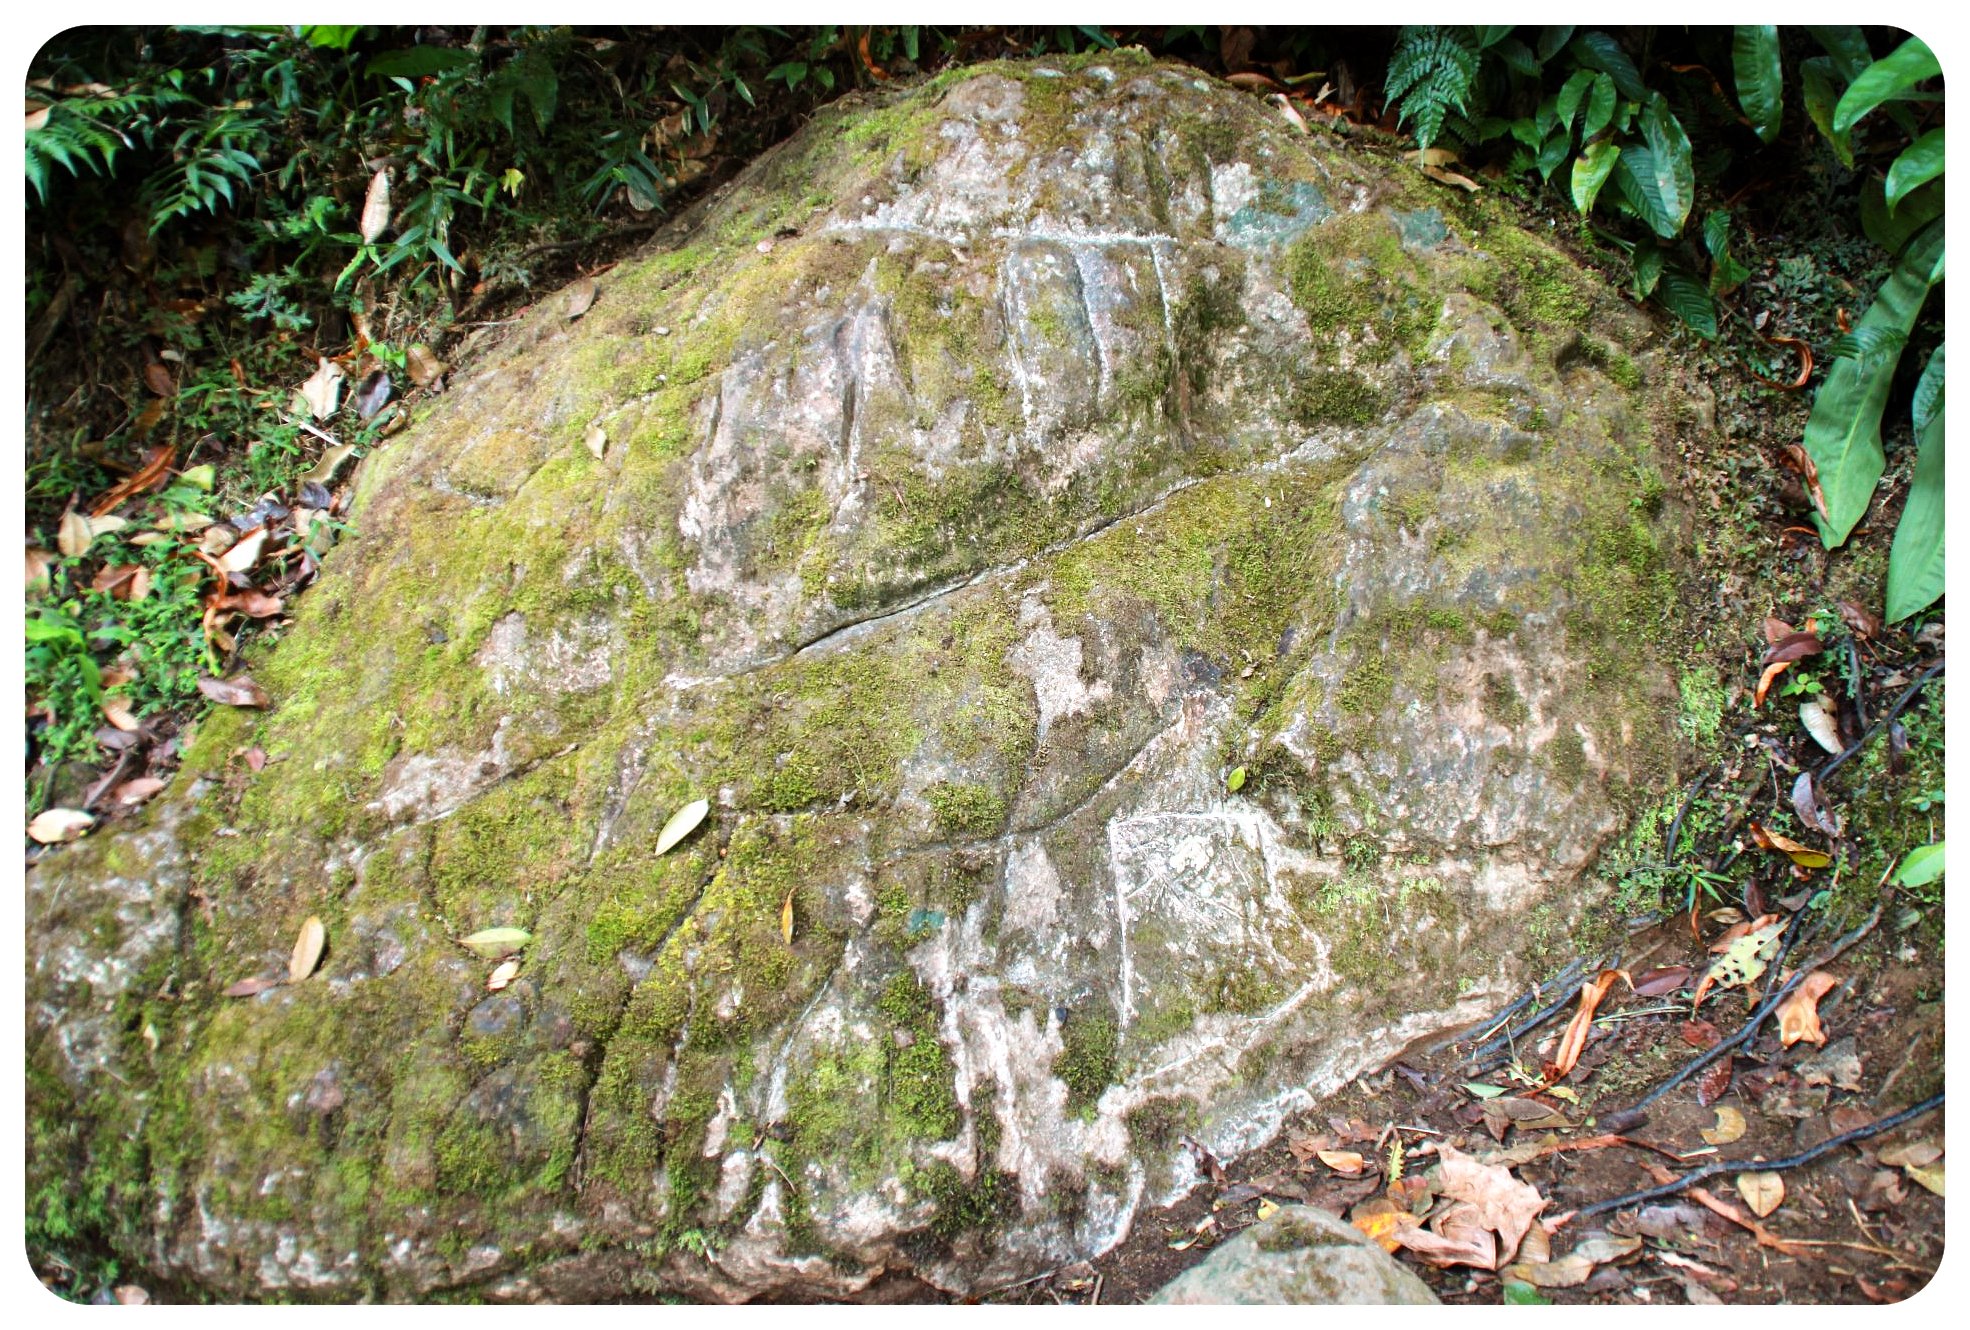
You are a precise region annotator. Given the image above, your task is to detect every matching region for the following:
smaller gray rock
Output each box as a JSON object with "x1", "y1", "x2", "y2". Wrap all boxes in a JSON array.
[{"x1": 1149, "y1": 1206, "x2": 1439, "y2": 1305}]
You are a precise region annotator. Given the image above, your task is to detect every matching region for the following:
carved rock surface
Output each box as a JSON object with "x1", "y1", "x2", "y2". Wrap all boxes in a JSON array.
[{"x1": 27, "y1": 53, "x2": 1689, "y2": 1302}]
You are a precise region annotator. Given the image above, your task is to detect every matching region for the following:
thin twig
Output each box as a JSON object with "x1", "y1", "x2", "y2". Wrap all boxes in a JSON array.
[
  {"x1": 1665, "y1": 763, "x2": 1716, "y2": 861},
  {"x1": 1572, "y1": 1092, "x2": 1941, "y2": 1218}
]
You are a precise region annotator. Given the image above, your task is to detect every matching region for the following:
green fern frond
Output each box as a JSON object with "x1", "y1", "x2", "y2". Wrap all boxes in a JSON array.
[{"x1": 1386, "y1": 25, "x2": 1482, "y2": 151}]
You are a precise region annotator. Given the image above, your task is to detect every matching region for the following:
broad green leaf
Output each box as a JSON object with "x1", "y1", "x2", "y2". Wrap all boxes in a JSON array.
[
  {"x1": 1826, "y1": 326, "x2": 1910, "y2": 363},
  {"x1": 1799, "y1": 57, "x2": 1855, "y2": 168},
  {"x1": 1475, "y1": 25, "x2": 1515, "y2": 49},
  {"x1": 1912, "y1": 344, "x2": 1945, "y2": 435},
  {"x1": 1655, "y1": 267, "x2": 1717, "y2": 340},
  {"x1": 1893, "y1": 842, "x2": 1945, "y2": 888},
  {"x1": 655, "y1": 797, "x2": 710, "y2": 856},
  {"x1": 1833, "y1": 37, "x2": 1940, "y2": 133},
  {"x1": 1861, "y1": 175, "x2": 1943, "y2": 255},
  {"x1": 1732, "y1": 25, "x2": 1783, "y2": 143},
  {"x1": 1807, "y1": 25, "x2": 1873, "y2": 83},
  {"x1": 1571, "y1": 138, "x2": 1620, "y2": 213},
  {"x1": 1555, "y1": 67, "x2": 1595, "y2": 132},
  {"x1": 1581, "y1": 73, "x2": 1616, "y2": 141},
  {"x1": 1631, "y1": 241, "x2": 1664, "y2": 299},
  {"x1": 1463, "y1": 1081, "x2": 1509, "y2": 1099},
  {"x1": 1885, "y1": 128, "x2": 1946, "y2": 210},
  {"x1": 1536, "y1": 25, "x2": 1575, "y2": 65},
  {"x1": 1226, "y1": 765, "x2": 1247, "y2": 793},
  {"x1": 460, "y1": 926, "x2": 532, "y2": 960},
  {"x1": 1804, "y1": 219, "x2": 1944, "y2": 547},
  {"x1": 366, "y1": 46, "x2": 477, "y2": 79},
  {"x1": 1702, "y1": 211, "x2": 1731, "y2": 259},
  {"x1": 1614, "y1": 145, "x2": 1680, "y2": 239},
  {"x1": 1638, "y1": 95, "x2": 1695, "y2": 231},
  {"x1": 1571, "y1": 31, "x2": 1645, "y2": 102},
  {"x1": 1885, "y1": 407, "x2": 1944, "y2": 622},
  {"x1": 1493, "y1": 38, "x2": 1540, "y2": 79},
  {"x1": 1536, "y1": 129, "x2": 1569, "y2": 181},
  {"x1": 1503, "y1": 1280, "x2": 1552, "y2": 1306}
]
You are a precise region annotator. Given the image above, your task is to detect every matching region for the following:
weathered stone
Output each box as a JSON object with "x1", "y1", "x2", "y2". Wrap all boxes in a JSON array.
[
  {"x1": 27, "y1": 51, "x2": 1689, "y2": 1302},
  {"x1": 1149, "y1": 1205, "x2": 1440, "y2": 1304}
]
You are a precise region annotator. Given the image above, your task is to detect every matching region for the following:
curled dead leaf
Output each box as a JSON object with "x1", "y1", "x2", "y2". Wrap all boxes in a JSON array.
[
  {"x1": 297, "y1": 356, "x2": 344, "y2": 420},
  {"x1": 406, "y1": 344, "x2": 445, "y2": 388},
  {"x1": 359, "y1": 167, "x2": 392, "y2": 244},
  {"x1": 27, "y1": 807, "x2": 95, "y2": 844},
  {"x1": 1700, "y1": 1105, "x2": 1748, "y2": 1146},
  {"x1": 218, "y1": 527, "x2": 269, "y2": 574},
  {"x1": 197, "y1": 674, "x2": 270, "y2": 708},
  {"x1": 1547, "y1": 968, "x2": 1631, "y2": 1083},
  {"x1": 1747, "y1": 820, "x2": 1831, "y2": 869},
  {"x1": 1776, "y1": 970, "x2": 1841, "y2": 1046},
  {"x1": 487, "y1": 959, "x2": 521, "y2": 991},
  {"x1": 1799, "y1": 697, "x2": 1842, "y2": 755},
  {"x1": 585, "y1": 421, "x2": 607, "y2": 460},
  {"x1": 1316, "y1": 1149, "x2": 1366, "y2": 1174},
  {"x1": 353, "y1": 368, "x2": 394, "y2": 422},
  {"x1": 563, "y1": 276, "x2": 598, "y2": 320},
  {"x1": 101, "y1": 695, "x2": 140, "y2": 732},
  {"x1": 781, "y1": 887, "x2": 796, "y2": 945},
  {"x1": 89, "y1": 442, "x2": 177, "y2": 516},
  {"x1": 289, "y1": 915, "x2": 326, "y2": 982},
  {"x1": 26, "y1": 545, "x2": 52, "y2": 596},
  {"x1": 1761, "y1": 631, "x2": 1823, "y2": 665},
  {"x1": 112, "y1": 776, "x2": 167, "y2": 806},
  {"x1": 1753, "y1": 659, "x2": 1790, "y2": 707},
  {"x1": 142, "y1": 359, "x2": 175, "y2": 397}
]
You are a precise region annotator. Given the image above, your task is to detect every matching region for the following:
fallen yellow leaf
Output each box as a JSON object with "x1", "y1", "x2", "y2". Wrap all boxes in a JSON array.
[{"x1": 1700, "y1": 1105, "x2": 1747, "y2": 1146}]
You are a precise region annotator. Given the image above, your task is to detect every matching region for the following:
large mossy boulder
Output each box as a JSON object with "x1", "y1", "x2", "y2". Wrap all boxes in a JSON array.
[{"x1": 28, "y1": 53, "x2": 1693, "y2": 1302}]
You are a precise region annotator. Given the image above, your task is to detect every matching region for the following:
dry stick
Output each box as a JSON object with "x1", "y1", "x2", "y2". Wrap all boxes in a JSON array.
[
  {"x1": 1425, "y1": 958, "x2": 1588, "y2": 1061},
  {"x1": 1817, "y1": 657, "x2": 1945, "y2": 784},
  {"x1": 1626, "y1": 903, "x2": 1882, "y2": 1112},
  {"x1": 1664, "y1": 762, "x2": 1717, "y2": 861},
  {"x1": 1572, "y1": 1091, "x2": 1943, "y2": 1219}
]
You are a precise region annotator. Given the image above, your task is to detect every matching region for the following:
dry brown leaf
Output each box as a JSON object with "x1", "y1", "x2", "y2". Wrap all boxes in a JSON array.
[
  {"x1": 27, "y1": 807, "x2": 95, "y2": 844},
  {"x1": 218, "y1": 527, "x2": 268, "y2": 574},
  {"x1": 1546, "y1": 968, "x2": 1631, "y2": 1083},
  {"x1": 360, "y1": 167, "x2": 392, "y2": 243},
  {"x1": 89, "y1": 442, "x2": 176, "y2": 516},
  {"x1": 1316, "y1": 1149, "x2": 1366, "y2": 1174},
  {"x1": 1791, "y1": 771, "x2": 1840, "y2": 838},
  {"x1": 57, "y1": 507, "x2": 93, "y2": 558},
  {"x1": 1776, "y1": 970, "x2": 1840, "y2": 1046},
  {"x1": 1421, "y1": 163, "x2": 1482, "y2": 191},
  {"x1": 1838, "y1": 599, "x2": 1884, "y2": 641},
  {"x1": 1504, "y1": 1233, "x2": 1642, "y2": 1287},
  {"x1": 223, "y1": 975, "x2": 282, "y2": 998},
  {"x1": 1753, "y1": 659, "x2": 1790, "y2": 707},
  {"x1": 781, "y1": 887, "x2": 796, "y2": 945},
  {"x1": 214, "y1": 589, "x2": 284, "y2": 618},
  {"x1": 197, "y1": 674, "x2": 270, "y2": 708},
  {"x1": 1693, "y1": 916, "x2": 1785, "y2": 1009},
  {"x1": 1390, "y1": 1199, "x2": 1498, "y2": 1268},
  {"x1": 1700, "y1": 1105, "x2": 1748, "y2": 1146},
  {"x1": 25, "y1": 100, "x2": 50, "y2": 132},
  {"x1": 1633, "y1": 965, "x2": 1691, "y2": 996},
  {"x1": 1762, "y1": 616, "x2": 1794, "y2": 645},
  {"x1": 142, "y1": 360, "x2": 175, "y2": 397},
  {"x1": 487, "y1": 958, "x2": 521, "y2": 992},
  {"x1": 406, "y1": 344, "x2": 445, "y2": 387},
  {"x1": 296, "y1": 356, "x2": 345, "y2": 420},
  {"x1": 1904, "y1": 1162, "x2": 1944, "y2": 1196},
  {"x1": 585, "y1": 421, "x2": 607, "y2": 460},
  {"x1": 92, "y1": 562, "x2": 141, "y2": 598},
  {"x1": 1697, "y1": 1054, "x2": 1735, "y2": 1106},
  {"x1": 1761, "y1": 630, "x2": 1824, "y2": 665},
  {"x1": 1434, "y1": 1142, "x2": 1546, "y2": 1263},
  {"x1": 26, "y1": 545, "x2": 53, "y2": 596},
  {"x1": 1747, "y1": 820, "x2": 1831, "y2": 869},
  {"x1": 289, "y1": 915, "x2": 326, "y2": 982},
  {"x1": 112, "y1": 776, "x2": 167, "y2": 806},
  {"x1": 1877, "y1": 1139, "x2": 1942, "y2": 1169},
  {"x1": 1799, "y1": 697, "x2": 1843, "y2": 755},
  {"x1": 563, "y1": 276, "x2": 598, "y2": 320},
  {"x1": 1349, "y1": 1197, "x2": 1420, "y2": 1252},
  {"x1": 101, "y1": 695, "x2": 140, "y2": 732},
  {"x1": 1736, "y1": 1171, "x2": 1784, "y2": 1217}
]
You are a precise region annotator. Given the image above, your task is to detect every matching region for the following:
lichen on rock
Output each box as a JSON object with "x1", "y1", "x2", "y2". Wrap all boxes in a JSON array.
[{"x1": 27, "y1": 50, "x2": 1693, "y2": 1302}]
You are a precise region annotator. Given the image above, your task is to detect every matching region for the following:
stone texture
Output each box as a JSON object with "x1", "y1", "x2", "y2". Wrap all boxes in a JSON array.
[
  {"x1": 1149, "y1": 1205, "x2": 1440, "y2": 1304},
  {"x1": 26, "y1": 51, "x2": 1689, "y2": 1303}
]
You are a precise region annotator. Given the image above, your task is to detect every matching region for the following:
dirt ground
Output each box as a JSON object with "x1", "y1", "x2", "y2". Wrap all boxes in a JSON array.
[{"x1": 984, "y1": 909, "x2": 1944, "y2": 1305}]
